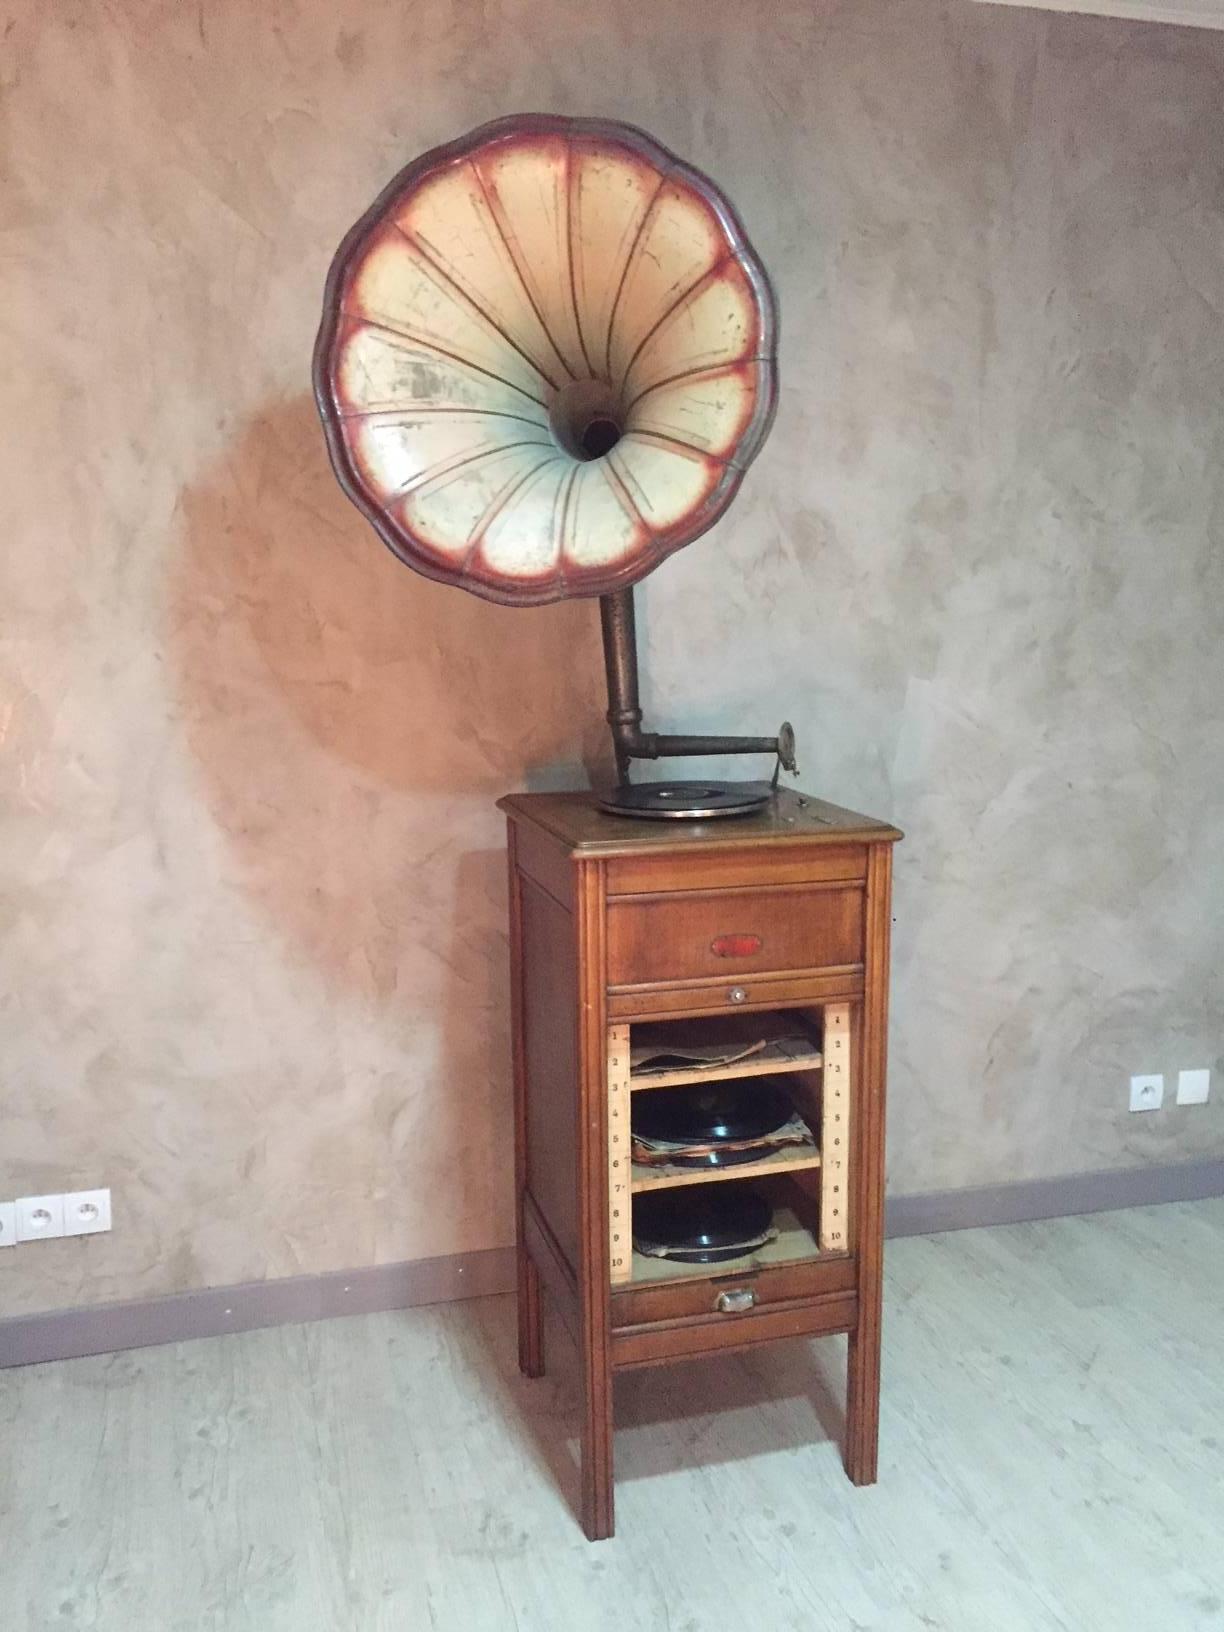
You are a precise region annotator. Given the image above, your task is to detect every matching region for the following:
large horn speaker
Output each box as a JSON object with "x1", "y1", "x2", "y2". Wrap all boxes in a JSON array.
[{"x1": 315, "y1": 114, "x2": 793, "y2": 814}]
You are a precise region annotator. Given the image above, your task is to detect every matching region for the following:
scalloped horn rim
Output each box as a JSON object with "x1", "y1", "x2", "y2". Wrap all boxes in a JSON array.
[{"x1": 313, "y1": 114, "x2": 778, "y2": 608}]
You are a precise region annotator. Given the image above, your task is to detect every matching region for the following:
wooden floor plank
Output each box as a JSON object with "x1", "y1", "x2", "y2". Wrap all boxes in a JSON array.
[{"x1": 2, "y1": 1198, "x2": 1222, "y2": 1632}]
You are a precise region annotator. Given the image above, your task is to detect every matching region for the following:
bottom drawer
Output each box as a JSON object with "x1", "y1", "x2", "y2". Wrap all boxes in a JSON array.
[
  {"x1": 611, "y1": 1282, "x2": 858, "y2": 1369},
  {"x1": 611, "y1": 1251, "x2": 854, "y2": 1330}
]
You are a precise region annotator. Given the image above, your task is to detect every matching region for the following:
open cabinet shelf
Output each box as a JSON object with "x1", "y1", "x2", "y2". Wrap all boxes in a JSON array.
[
  {"x1": 626, "y1": 1204, "x2": 825, "y2": 1286},
  {"x1": 630, "y1": 1139, "x2": 821, "y2": 1191},
  {"x1": 608, "y1": 1003, "x2": 851, "y2": 1287},
  {"x1": 629, "y1": 1016, "x2": 823, "y2": 1092}
]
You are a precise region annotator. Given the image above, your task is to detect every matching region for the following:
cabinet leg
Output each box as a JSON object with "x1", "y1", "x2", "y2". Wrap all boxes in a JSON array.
[
  {"x1": 844, "y1": 1325, "x2": 881, "y2": 1485},
  {"x1": 580, "y1": 1358, "x2": 615, "y2": 1541},
  {"x1": 517, "y1": 1249, "x2": 544, "y2": 1379},
  {"x1": 847, "y1": 841, "x2": 891, "y2": 1488}
]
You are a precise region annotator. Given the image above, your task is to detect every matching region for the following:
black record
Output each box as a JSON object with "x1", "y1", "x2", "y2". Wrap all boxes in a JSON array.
[
  {"x1": 633, "y1": 1186, "x2": 774, "y2": 1265},
  {"x1": 598, "y1": 781, "x2": 771, "y2": 820},
  {"x1": 632, "y1": 1079, "x2": 794, "y2": 1149}
]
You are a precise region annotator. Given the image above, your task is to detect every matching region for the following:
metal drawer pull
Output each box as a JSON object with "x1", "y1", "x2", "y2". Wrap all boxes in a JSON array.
[
  {"x1": 716, "y1": 1287, "x2": 756, "y2": 1314},
  {"x1": 728, "y1": 986, "x2": 747, "y2": 1004}
]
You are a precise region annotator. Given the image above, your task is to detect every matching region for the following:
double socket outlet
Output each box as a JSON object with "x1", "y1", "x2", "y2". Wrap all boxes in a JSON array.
[
  {"x1": 0, "y1": 1189, "x2": 112, "y2": 1248},
  {"x1": 1130, "y1": 1071, "x2": 1212, "y2": 1113}
]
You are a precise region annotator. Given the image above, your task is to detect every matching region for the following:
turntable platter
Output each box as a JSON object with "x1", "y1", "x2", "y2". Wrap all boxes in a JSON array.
[{"x1": 598, "y1": 781, "x2": 771, "y2": 820}]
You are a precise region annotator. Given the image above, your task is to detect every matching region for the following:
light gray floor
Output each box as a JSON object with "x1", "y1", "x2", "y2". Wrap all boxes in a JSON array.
[{"x1": 3, "y1": 1199, "x2": 1222, "y2": 1632}]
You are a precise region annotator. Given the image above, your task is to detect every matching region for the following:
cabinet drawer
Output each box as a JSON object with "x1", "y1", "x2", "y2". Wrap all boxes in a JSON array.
[
  {"x1": 606, "y1": 883, "x2": 863, "y2": 991},
  {"x1": 612, "y1": 1252, "x2": 854, "y2": 1331},
  {"x1": 606, "y1": 967, "x2": 863, "y2": 1020},
  {"x1": 611, "y1": 1286, "x2": 859, "y2": 1369}
]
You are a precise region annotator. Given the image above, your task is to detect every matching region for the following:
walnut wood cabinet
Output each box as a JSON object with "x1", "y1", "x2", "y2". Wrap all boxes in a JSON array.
[{"x1": 499, "y1": 788, "x2": 902, "y2": 1541}]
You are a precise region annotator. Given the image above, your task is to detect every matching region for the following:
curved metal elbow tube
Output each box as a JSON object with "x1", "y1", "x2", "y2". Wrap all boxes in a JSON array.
[{"x1": 600, "y1": 589, "x2": 796, "y2": 784}]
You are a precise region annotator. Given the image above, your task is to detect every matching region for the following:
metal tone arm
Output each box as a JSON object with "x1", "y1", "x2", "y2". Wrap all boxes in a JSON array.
[{"x1": 599, "y1": 589, "x2": 798, "y2": 786}]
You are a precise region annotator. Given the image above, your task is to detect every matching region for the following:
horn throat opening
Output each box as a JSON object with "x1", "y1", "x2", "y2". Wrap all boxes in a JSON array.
[{"x1": 549, "y1": 379, "x2": 625, "y2": 463}]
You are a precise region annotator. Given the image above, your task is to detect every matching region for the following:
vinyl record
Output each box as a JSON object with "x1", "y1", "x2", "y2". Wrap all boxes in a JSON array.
[
  {"x1": 632, "y1": 1079, "x2": 794, "y2": 1149},
  {"x1": 633, "y1": 1186, "x2": 774, "y2": 1265},
  {"x1": 598, "y1": 781, "x2": 771, "y2": 820},
  {"x1": 642, "y1": 1140, "x2": 772, "y2": 1171}
]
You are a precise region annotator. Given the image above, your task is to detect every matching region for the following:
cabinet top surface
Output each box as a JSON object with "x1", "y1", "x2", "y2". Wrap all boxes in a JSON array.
[{"x1": 497, "y1": 788, "x2": 902, "y2": 856}]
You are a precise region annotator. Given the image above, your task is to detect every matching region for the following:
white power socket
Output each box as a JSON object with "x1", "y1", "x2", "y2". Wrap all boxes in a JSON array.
[
  {"x1": 1129, "y1": 1074, "x2": 1164, "y2": 1113},
  {"x1": 16, "y1": 1194, "x2": 65, "y2": 1241},
  {"x1": 1177, "y1": 1069, "x2": 1211, "y2": 1106},
  {"x1": 9, "y1": 1188, "x2": 113, "y2": 1243},
  {"x1": 63, "y1": 1188, "x2": 111, "y2": 1236}
]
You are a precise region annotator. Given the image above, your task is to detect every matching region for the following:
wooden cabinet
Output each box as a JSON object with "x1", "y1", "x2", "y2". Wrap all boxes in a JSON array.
[{"x1": 500, "y1": 788, "x2": 901, "y2": 1541}]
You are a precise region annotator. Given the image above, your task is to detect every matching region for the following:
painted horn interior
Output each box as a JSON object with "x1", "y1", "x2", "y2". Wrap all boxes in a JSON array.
[{"x1": 314, "y1": 115, "x2": 778, "y2": 606}]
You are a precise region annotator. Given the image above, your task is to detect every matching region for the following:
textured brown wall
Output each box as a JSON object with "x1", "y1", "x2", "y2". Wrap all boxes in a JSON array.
[{"x1": 2, "y1": 0, "x2": 1222, "y2": 1317}]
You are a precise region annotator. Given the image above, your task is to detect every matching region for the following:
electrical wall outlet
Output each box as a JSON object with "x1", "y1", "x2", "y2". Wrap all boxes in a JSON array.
[
  {"x1": 63, "y1": 1188, "x2": 111, "y2": 1236},
  {"x1": 16, "y1": 1193, "x2": 65, "y2": 1241},
  {"x1": 1129, "y1": 1074, "x2": 1164, "y2": 1113},
  {"x1": 0, "y1": 1202, "x2": 16, "y2": 1249},
  {"x1": 1176, "y1": 1069, "x2": 1211, "y2": 1106}
]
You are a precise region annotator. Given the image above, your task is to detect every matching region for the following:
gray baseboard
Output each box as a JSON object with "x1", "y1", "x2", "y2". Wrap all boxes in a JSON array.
[
  {"x1": 886, "y1": 1155, "x2": 1224, "y2": 1238},
  {"x1": 4, "y1": 1157, "x2": 1222, "y2": 1369},
  {"x1": 0, "y1": 1245, "x2": 516, "y2": 1370}
]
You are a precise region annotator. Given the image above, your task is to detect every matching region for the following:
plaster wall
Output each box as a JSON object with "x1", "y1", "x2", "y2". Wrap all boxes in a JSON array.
[{"x1": 2, "y1": 0, "x2": 1222, "y2": 1317}]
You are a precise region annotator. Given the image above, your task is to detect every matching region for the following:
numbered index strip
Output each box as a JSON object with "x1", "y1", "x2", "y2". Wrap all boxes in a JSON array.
[
  {"x1": 607, "y1": 1023, "x2": 633, "y2": 1285},
  {"x1": 819, "y1": 1004, "x2": 851, "y2": 1252}
]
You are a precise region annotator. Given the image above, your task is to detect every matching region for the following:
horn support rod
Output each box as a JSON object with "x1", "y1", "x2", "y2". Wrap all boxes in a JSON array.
[{"x1": 599, "y1": 589, "x2": 796, "y2": 786}]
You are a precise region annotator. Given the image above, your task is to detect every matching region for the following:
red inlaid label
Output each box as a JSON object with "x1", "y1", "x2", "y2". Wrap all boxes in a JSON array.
[{"x1": 710, "y1": 933, "x2": 764, "y2": 958}]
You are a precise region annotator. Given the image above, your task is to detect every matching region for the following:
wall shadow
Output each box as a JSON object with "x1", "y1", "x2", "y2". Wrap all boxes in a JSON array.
[
  {"x1": 168, "y1": 392, "x2": 608, "y2": 992},
  {"x1": 166, "y1": 395, "x2": 609, "y2": 1266}
]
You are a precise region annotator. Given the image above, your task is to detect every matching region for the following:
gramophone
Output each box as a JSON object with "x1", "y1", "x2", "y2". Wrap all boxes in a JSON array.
[{"x1": 314, "y1": 114, "x2": 793, "y2": 819}]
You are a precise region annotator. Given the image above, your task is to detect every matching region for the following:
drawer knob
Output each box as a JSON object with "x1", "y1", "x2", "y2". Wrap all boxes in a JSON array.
[
  {"x1": 716, "y1": 1287, "x2": 756, "y2": 1314},
  {"x1": 728, "y1": 986, "x2": 747, "y2": 1004}
]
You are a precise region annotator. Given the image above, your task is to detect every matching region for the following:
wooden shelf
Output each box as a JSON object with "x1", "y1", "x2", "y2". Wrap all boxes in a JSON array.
[
  {"x1": 630, "y1": 1034, "x2": 823, "y2": 1091},
  {"x1": 633, "y1": 1037, "x2": 825, "y2": 1090},
  {"x1": 630, "y1": 1140, "x2": 821, "y2": 1191},
  {"x1": 627, "y1": 1206, "x2": 823, "y2": 1286}
]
